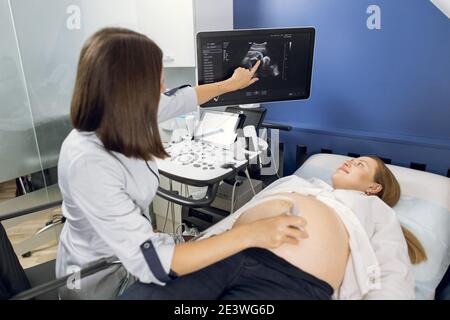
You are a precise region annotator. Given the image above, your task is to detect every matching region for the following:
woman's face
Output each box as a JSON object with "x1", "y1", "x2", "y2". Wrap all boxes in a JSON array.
[{"x1": 332, "y1": 157, "x2": 382, "y2": 195}]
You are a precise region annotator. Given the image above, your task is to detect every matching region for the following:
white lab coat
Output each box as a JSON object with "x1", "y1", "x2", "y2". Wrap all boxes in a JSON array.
[
  {"x1": 56, "y1": 87, "x2": 197, "y2": 285},
  {"x1": 200, "y1": 175, "x2": 415, "y2": 300}
]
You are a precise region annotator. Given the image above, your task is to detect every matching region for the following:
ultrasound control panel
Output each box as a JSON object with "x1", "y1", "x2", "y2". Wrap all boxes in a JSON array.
[
  {"x1": 157, "y1": 110, "x2": 259, "y2": 186},
  {"x1": 156, "y1": 139, "x2": 256, "y2": 185}
]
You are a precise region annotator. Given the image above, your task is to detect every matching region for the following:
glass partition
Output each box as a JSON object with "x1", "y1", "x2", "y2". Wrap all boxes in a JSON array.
[
  {"x1": 2, "y1": 0, "x2": 197, "y2": 193},
  {"x1": 0, "y1": 0, "x2": 44, "y2": 183},
  {"x1": 9, "y1": 0, "x2": 140, "y2": 171},
  {"x1": 0, "y1": 0, "x2": 55, "y2": 268}
]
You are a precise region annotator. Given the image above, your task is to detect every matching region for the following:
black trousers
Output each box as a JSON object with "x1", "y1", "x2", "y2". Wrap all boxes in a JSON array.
[
  {"x1": 120, "y1": 248, "x2": 333, "y2": 300},
  {"x1": 0, "y1": 223, "x2": 30, "y2": 299}
]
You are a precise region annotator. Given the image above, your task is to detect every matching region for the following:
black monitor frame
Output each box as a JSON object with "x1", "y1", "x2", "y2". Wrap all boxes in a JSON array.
[{"x1": 196, "y1": 27, "x2": 315, "y2": 107}]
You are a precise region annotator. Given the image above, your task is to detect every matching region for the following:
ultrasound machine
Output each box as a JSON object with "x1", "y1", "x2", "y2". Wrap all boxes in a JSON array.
[{"x1": 156, "y1": 27, "x2": 315, "y2": 231}]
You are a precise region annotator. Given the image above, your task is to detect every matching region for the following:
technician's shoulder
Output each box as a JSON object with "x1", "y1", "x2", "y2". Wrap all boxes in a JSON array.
[
  {"x1": 61, "y1": 130, "x2": 105, "y2": 158},
  {"x1": 158, "y1": 85, "x2": 197, "y2": 123},
  {"x1": 162, "y1": 84, "x2": 192, "y2": 97},
  {"x1": 59, "y1": 129, "x2": 123, "y2": 176}
]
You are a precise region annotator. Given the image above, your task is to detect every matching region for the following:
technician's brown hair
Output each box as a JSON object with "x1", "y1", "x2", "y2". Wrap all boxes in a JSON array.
[
  {"x1": 71, "y1": 27, "x2": 168, "y2": 160},
  {"x1": 369, "y1": 156, "x2": 427, "y2": 264}
]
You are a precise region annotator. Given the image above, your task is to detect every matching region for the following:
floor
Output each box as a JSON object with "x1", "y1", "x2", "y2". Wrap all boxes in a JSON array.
[{"x1": 1, "y1": 180, "x2": 59, "y2": 270}]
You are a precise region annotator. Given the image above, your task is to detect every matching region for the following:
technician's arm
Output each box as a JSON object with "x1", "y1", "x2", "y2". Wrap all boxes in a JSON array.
[
  {"x1": 171, "y1": 213, "x2": 306, "y2": 276},
  {"x1": 67, "y1": 152, "x2": 308, "y2": 283},
  {"x1": 157, "y1": 60, "x2": 260, "y2": 123},
  {"x1": 195, "y1": 60, "x2": 260, "y2": 106}
]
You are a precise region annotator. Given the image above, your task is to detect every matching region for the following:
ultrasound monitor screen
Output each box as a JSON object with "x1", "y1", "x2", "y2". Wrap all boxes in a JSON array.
[{"x1": 197, "y1": 27, "x2": 315, "y2": 107}]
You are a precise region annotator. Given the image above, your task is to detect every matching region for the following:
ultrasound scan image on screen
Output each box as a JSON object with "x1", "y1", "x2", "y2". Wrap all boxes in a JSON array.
[{"x1": 197, "y1": 28, "x2": 315, "y2": 107}]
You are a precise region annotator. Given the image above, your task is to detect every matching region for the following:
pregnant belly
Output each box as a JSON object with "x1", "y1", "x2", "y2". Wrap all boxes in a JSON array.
[{"x1": 234, "y1": 192, "x2": 349, "y2": 290}]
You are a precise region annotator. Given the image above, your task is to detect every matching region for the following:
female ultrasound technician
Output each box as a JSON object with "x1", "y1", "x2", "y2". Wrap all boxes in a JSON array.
[{"x1": 55, "y1": 28, "x2": 307, "y2": 299}]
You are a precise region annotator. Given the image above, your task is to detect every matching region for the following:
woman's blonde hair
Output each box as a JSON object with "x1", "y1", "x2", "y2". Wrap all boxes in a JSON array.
[{"x1": 369, "y1": 156, "x2": 427, "y2": 264}]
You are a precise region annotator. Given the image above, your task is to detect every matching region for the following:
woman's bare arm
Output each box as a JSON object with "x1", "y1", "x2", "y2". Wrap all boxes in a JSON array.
[
  {"x1": 171, "y1": 213, "x2": 307, "y2": 276},
  {"x1": 195, "y1": 60, "x2": 260, "y2": 105}
]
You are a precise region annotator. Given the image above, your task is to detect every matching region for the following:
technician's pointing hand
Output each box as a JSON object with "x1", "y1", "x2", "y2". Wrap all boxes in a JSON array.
[
  {"x1": 195, "y1": 59, "x2": 260, "y2": 105},
  {"x1": 227, "y1": 59, "x2": 260, "y2": 90}
]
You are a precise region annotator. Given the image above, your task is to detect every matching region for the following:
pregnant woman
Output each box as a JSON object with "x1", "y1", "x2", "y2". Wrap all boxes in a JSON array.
[{"x1": 120, "y1": 156, "x2": 426, "y2": 300}]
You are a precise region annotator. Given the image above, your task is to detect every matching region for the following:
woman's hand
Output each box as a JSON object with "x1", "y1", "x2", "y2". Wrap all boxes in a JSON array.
[
  {"x1": 195, "y1": 60, "x2": 260, "y2": 105},
  {"x1": 225, "y1": 59, "x2": 261, "y2": 91},
  {"x1": 172, "y1": 213, "x2": 306, "y2": 276},
  {"x1": 241, "y1": 214, "x2": 308, "y2": 249}
]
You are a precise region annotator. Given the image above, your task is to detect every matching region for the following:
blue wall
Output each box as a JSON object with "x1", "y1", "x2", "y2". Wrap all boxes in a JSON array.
[{"x1": 234, "y1": 0, "x2": 450, "y2": 176}]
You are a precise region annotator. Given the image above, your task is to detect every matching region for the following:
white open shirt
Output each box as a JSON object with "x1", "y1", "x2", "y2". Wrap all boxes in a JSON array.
[{"x1": 56, "y1": 87, "x2": 197, "y2": 285}]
